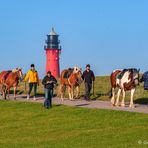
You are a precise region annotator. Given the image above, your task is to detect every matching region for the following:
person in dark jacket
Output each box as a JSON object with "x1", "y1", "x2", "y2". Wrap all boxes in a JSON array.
[
  {"x1": 82, "y1": 64, "x2": 95, "y2": 100},
  {"x1": 140, "y1": 71, "x2": 148, "y2": 90},
  {"x1": 42, "y1": 71, "x2": 57, "y2": 109}
]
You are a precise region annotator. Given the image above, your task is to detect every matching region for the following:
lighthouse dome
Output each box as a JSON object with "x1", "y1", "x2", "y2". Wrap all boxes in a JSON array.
[{"x1": 48, "y1": 27, "x2": 58, "y2": 36}]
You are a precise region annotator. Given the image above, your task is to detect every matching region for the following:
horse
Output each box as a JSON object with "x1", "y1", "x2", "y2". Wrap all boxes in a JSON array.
[
  {"x1": 0, "y1": 68, "x2": 23, "y2": 100},
  {"x1": 59, "y1": 67, "x2": 83, "y2": 101},
  {"x1": 110, "y1": 68, "x2": 140, "y2": 108}
]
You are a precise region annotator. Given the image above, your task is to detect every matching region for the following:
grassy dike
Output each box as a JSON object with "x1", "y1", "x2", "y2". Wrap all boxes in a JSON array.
[
  {"x1": 0, "y1": 76, "x2": 148, "y2": 147},
  {"x1": 0, "y1": 100, "x2": 147, "y2": 147}
]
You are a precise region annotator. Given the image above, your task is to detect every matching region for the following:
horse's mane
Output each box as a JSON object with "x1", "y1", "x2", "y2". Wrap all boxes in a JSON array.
[
  {"x1": 117, "y1": 68, "x2": 138, "y2": 80},
  {"x1": 12, "y1": 68, "x2": 20, "y2": 73}
]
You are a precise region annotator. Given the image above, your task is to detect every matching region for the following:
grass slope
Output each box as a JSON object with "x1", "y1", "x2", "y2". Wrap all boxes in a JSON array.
[{"x1": 0, "y1": 100, "x2": 147, "y2": 148}]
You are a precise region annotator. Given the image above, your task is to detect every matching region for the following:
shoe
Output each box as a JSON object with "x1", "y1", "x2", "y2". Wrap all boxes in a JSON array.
[
  {"x1": 33, "y1": 96, "x2": 36, "y2": 101},
  {"x1": 84, "y1": 96, "x2": 87, "y2": 100},
  {"x1": 27, "y1": 95, "x2": 30, "y2": 100},
  {"x1": 85, "y1": 96, "x2": 90, "y2": 101}
]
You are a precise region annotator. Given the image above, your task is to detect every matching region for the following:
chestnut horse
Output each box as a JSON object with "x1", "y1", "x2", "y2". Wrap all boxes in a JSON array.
[
  {"x1": 59, "y1": 67, "x2": 83, "y2": 101},
  {"x1": 110, "y1": 68, "x2": 140, "y2": 108},
  {"x1": 0, "y1": 68, "x2": 23, "y2": 99}
]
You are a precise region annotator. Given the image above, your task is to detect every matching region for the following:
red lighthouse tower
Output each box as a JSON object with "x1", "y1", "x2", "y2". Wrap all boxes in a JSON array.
[{"x1": 45, "y1": 28, "x2": 61, "y2": 78}]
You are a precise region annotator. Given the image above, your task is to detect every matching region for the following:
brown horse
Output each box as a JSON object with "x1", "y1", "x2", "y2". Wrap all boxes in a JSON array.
[
  {"x1": 0, "y1": 68, "x2": 23, "y2": 100},
  {"x1": 110, "y1": 68, "x2": 140, "y2": 108},
  {"x1": 59, "y1": 67, "x2": 83, "y2": 101}
]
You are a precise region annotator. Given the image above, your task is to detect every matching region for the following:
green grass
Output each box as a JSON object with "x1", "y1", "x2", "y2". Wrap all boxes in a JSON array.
[
  {"x1": 0, "y1": 100, "x2": 148, "y2": 148},
  {"x1": 17, "y1": 76, "x2": 148, "y2": 104}
]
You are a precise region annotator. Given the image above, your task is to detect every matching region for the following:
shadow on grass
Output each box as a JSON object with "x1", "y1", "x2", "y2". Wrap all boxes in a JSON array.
[
  {"x1": 76, "y1": 103, "x2": 90, "y2": 107},
  {"x1": 134, "y1": 98, "x2": 148, "y2": 105},
  {"x1": 54, "y1": 104, "x2": 62, "y2": 107},
  {"x1": 90, "y1": 92, "x2": 110, "y2": 100},
  {"x1": 9, "y1": 90, "x2": 24, "y2": 95}
]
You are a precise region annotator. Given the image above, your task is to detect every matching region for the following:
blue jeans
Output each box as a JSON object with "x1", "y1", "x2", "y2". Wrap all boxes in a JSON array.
[
  {"x1": 28, "y1": 83, "x2": 37, "y2": 97},
  {"x1": 44, "y1": 88, "x2": 53, "y2": 108}
]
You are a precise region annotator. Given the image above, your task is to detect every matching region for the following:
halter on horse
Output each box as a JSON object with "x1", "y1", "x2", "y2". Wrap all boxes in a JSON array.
[{"x1": 110, "y1": 68, "x2": 140, "y2": 108}]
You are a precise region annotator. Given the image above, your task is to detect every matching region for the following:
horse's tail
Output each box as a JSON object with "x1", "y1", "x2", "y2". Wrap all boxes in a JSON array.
[{"x1": 2, "y1": 84, "x2": 7, "y2": 99}]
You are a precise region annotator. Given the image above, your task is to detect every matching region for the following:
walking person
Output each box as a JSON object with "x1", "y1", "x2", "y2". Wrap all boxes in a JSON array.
[
  {"x1": 82, "y1": 64, "x2": 95, "y2": 100},
  {"x1": 42, "y1": 71, "x2": 57, "y2": 109},
  {"x1": 24, "y1": 64, "x2": 39, "y2": 100}
]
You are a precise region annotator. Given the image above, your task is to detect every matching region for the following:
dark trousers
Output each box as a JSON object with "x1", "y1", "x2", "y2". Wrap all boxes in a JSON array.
[
  {"x1": 28, "y1": 83, "x2": 37, "y2": 97},
  {"x1": 44, "y1": 88, "x2": 53, "y2": 108},
  {"x1": 84, "y1": 82, "x2": 92, "y2": 99}
]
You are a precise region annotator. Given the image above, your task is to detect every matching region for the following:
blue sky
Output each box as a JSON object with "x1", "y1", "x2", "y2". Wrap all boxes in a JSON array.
[{"x1": 0, "y1": 0, "x2": 148, "y2": 77}]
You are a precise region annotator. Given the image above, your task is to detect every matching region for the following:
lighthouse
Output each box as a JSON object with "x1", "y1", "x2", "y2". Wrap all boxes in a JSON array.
[{"x1": 44, "y1": 28, "x2": 61, "y2": 78}]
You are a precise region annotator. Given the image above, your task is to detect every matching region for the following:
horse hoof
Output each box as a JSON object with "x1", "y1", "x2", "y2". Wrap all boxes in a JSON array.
[
  {"x1": 115, "y1": 104, "x2": 119, "y2": 107},
  {"x1": 129, "y1": 104, "x2": 135, "y2": 108},
  {"x1": 111, "y1": 100, "x2": 114, "y2": 105},
  {"x1": 111, "y1": 101, "x2": 115, "y2": 105},
  {"x1": 121, "y1": 104, "x2": 125, "y2": 107},
  {"x1": 111, "y1": 103, "x2": 115, "y2": 106}
]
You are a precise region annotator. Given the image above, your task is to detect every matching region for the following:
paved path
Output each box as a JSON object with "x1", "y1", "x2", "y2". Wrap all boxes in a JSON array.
[{"x1": 15, "y1": 95, "x2": 148, "y2": 114}]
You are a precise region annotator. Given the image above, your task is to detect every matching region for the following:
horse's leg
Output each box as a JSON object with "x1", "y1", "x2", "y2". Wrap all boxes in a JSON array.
[
  {"x1": 0, "y1": 89, "x2": 2, "y2": 99},
  {"x1": 60, "y1": 85, "x2": 64, "y2": 102},
  {"x1": 7, "y1": 89, "x2": 10, "y2": 100},
  {"x1": 4, "y1": 91, "x2": 7, "y2": 100},
  {"x1": 13, "y1": 86, "x2": 17, "y2": 100},
  {"x1": 2, "y1": 89, "x2": 5, "y2": 99},
  {"x1": 121, "y1": 89, "x2": 125, "y2": 107},
  {"x1": 3, "y1": 90, "x2": 6, "y2": 100},
  {"x1": 115, "y1": 88, "x2": 121, "y2": 106},
  {"x1": 68, "y1": 86, "x2": 72, "y2": 100},
  {"x1": 2, "y1": 85, "x2": 7, "y2": 100},
  {"x1": 75, "y1": 86, "x2": 80, "y2": 99},
  {"x1": 129, "y1": 88, "x2": 135, "y2": 108},
  {"x1": 0, "y1": 85, "x2": 3, "y2": 99},
  {"x1": 111, "y1": 88, "x2": 115, "y2": 105},
  {"x1": 71, "y1": 86, "x2": 74, "y2": 100}
]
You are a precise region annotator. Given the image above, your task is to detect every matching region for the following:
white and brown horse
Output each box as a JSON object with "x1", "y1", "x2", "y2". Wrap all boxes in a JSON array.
[
  {"x1": 0, "y1": 68, "x2": 23, "y2": 100},
  {"x1": 59, "y1": 67, "x2": 83, "y2": 101},
  {"x1": 110, "y1": 68, "x2": 140, "y2": 108}
]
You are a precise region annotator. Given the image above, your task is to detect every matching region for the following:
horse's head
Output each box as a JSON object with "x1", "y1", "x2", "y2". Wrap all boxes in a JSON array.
[
  {"x1": 130, "y1": 68, "x2": 140, "y2": 85},
  {"x1": 75, "y1": 68, "x2": 83, "y2": 84},
  {"x1": 73, "y1": 66, "x2": 81, "y2": 73},
  {"x1": 12, "y1": 68, "x2": 23, "y2": 81}
]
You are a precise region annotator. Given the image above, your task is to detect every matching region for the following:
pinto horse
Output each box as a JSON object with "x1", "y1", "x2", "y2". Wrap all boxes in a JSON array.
[
  {"x1": 0, "y1": 68, "x2": 23, "y2": 99},
  {"x1": 59, "y1": 67, "x2": 83, "y2": 101},
  {"x1": 110, "y1": 68, "x2": 140, "y2": 108}
]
